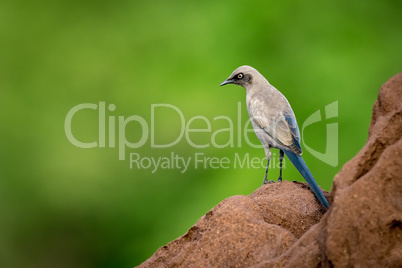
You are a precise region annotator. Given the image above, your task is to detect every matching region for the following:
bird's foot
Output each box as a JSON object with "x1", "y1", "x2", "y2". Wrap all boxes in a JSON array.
[{"x1": 263, "y1": 178, "x2": 274, "y2": 185}]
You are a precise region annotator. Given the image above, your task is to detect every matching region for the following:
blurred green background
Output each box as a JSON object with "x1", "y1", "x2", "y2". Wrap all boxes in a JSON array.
[{"x1": 1, "y1": 0, "x2": 401, "y2": 267}]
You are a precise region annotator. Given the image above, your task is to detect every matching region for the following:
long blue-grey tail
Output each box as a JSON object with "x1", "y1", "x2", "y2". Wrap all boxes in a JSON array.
[{"x1": 283, "y1": 150, "x2": 329, "y2": 208}]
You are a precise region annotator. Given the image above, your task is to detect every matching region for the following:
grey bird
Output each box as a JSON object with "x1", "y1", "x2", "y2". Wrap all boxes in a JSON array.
[{"x1": 220, "y1": 65, "x2": 329, "y2": 208}]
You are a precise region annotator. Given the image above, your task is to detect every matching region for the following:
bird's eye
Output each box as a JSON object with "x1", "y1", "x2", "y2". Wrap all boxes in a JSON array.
[{"x1": 237, "y1": 73, "x2": 244, "y2": 79}]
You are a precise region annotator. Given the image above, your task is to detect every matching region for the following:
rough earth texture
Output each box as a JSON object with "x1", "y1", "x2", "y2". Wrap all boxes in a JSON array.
[{"x1": 138, "y1": 73, "x2": 402, "y2": 268}]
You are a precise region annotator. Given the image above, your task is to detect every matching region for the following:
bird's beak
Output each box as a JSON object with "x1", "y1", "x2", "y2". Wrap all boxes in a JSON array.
[{"x1": 220, "y1": 78, "x2": 234, "y2": 86}]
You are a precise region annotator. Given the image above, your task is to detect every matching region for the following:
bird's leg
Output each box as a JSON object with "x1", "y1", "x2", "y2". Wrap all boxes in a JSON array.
[
  {"x1": 278, "y1": 149, "x2": 284, "y2": 182},
  {"x1": 263, "y1": 161, "x2": 271, "y2": 184},
  {"x1": 263, "y1": 148, "x2": 272, "y2": 185}
]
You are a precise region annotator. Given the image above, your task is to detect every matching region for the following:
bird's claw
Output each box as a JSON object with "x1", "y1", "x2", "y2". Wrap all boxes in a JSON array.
[{"x1": 263, "y1": 179, "x2": 274, "y2": 185}]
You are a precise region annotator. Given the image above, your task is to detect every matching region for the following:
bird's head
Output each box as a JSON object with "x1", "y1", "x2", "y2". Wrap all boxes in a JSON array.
[{"x1": 220, "y1": 65, "x2": 264, "y2": 89}]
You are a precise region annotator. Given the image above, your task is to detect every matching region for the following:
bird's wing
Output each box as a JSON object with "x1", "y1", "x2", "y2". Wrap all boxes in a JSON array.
[
  {"x1": 282, "y1": 107, "x2": 302, "y2": 153},
  {"x1": 250, "y1": 97, "x2": 302, "y2": 153}
]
